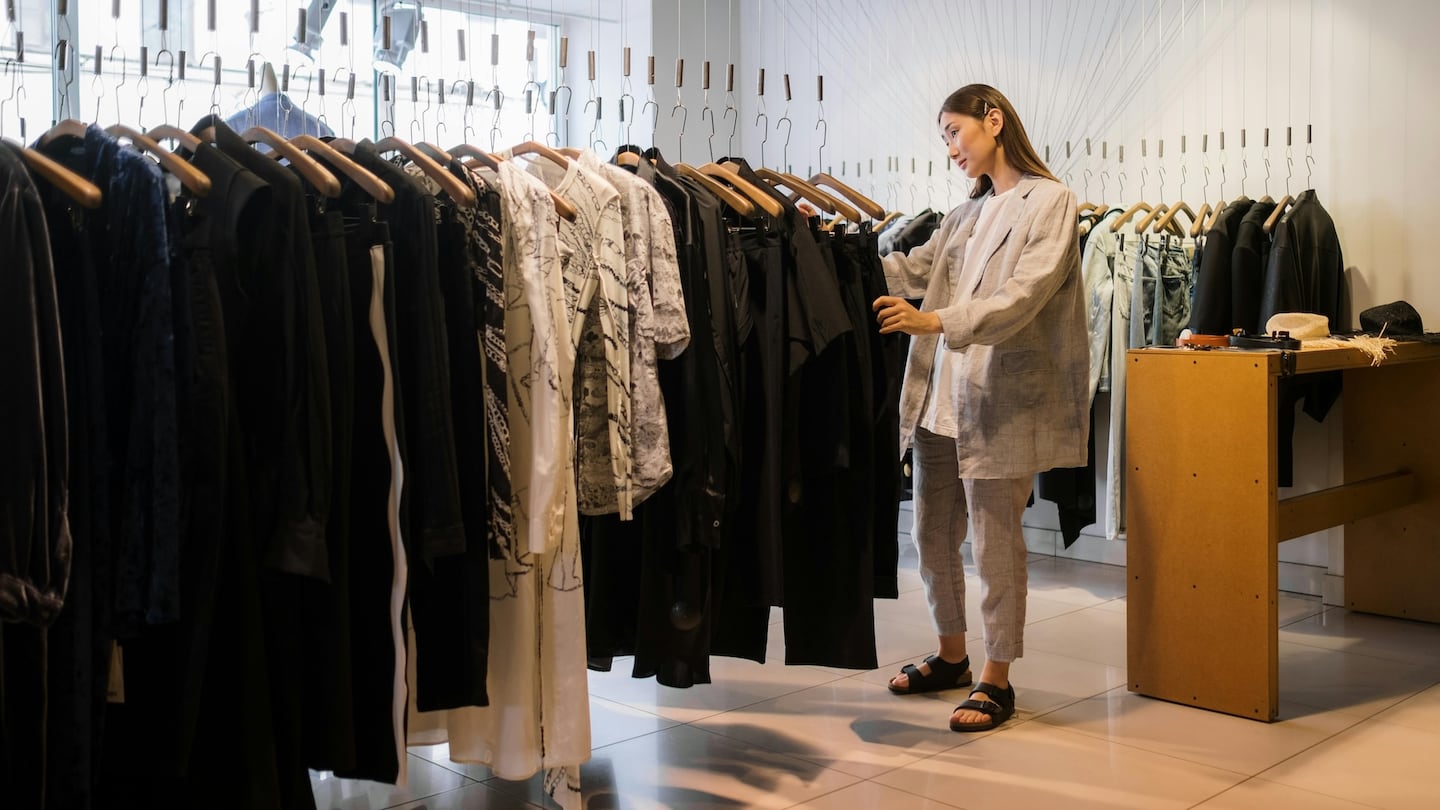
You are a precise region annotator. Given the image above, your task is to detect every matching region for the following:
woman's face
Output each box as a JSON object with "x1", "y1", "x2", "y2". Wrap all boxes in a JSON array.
[{"x1": 939, "y1": 109, "x2": 1000, "y2": 180}]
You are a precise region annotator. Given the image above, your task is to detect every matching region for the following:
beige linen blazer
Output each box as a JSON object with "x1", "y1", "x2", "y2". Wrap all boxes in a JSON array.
[{"x1": 882, "y1": 175, "x2": 1088, "y2": 479}]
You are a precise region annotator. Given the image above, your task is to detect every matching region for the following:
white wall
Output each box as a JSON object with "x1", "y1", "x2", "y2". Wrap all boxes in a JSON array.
[
  {"x1": 649, "y1": 0, "x2": 1440, "y2": 587},
  {"x1": 543, "y1": 0, "x2": 653, "y2": 150},
  {"x1": 646, "y1": 0, "x2": 742, "y2": 162},
  {"x1": 722, "y1": 0, "x2": 1440, "y2": 324}
]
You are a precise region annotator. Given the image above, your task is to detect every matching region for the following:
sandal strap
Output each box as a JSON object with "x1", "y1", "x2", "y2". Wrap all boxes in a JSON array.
[
  {"x1": 921, "y1": 653, "x2": 970, "y2": 676},
  {"x1": 970, "y1": 681, "x2": 1014, "y2": 706},
  {"x1": 955, "y1": 697, "x2": 1002, "y2": 716}
]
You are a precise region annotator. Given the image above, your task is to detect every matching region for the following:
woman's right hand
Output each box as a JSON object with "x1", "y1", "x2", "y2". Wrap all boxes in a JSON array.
[{"x1": 873, "y1": 296, "x2": 943, "y2": 336}]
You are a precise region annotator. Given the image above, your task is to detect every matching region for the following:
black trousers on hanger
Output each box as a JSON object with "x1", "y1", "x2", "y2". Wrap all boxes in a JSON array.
[
  {"x1": 781, "y1": 231, "x2": 878, "y2": 671},
  {"x1": 849, "y1": 230, "x2": 905, "y2": 599},
  {"x1": 300, "y1": 208, "x2": 360, "y2": 772},
  {"x1": 407, "y1": 203, "x2": 491, "y2": 712},
  {"x1": 335, "y1": 206, "x2": 406, "y2": 785}
]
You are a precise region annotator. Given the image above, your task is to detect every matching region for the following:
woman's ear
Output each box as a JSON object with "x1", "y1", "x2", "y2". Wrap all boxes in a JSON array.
[{"x1": 987, "y1": 108, "x2": 1004, "y2": 138}]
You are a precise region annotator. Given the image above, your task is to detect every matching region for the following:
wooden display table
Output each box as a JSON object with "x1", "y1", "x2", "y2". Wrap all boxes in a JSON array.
[{"x1": 1125, "y1": 342, "x2": 1440, "y2": 721}]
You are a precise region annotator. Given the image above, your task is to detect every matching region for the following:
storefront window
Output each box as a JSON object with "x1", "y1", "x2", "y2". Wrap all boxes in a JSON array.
[{"x1": 25, "y1": 0, "x2": 557, "y2": 142}]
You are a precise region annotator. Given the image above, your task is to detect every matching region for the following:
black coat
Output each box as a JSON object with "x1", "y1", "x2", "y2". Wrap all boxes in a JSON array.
[
  {"x1": 1189, "y1": 198, "x2": 1255, "y2": 334},
  {"x1": 1260, "y1": 190, "x2": 1346, "y2": 332}
]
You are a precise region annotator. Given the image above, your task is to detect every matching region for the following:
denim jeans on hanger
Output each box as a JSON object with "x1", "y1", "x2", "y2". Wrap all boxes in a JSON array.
[
  {"x1": 1129, "y1": 234, "x2": 1196, "y2": 349},
  {"x1": 1103, "y1": 236, "x2": 1140, "y2": 540}
]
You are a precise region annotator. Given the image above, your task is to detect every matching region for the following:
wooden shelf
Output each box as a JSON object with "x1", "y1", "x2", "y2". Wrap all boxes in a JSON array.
[{"x1": 1125, "y1": 342, "x2": 1440, "y2": 721}]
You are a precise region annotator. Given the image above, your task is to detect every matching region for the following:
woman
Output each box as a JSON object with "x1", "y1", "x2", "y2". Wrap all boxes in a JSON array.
[{"x1": 872, "y1": 84, "x2": 1087, "y2": 732}]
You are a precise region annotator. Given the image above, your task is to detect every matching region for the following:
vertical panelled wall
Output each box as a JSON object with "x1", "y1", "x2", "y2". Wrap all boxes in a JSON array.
[
  {"x1": 646, "y1": 0, "x2": 1440, "y2": 583},
  {"x1": 727, "y1": 0, "x2": 1440, "y2": 322}
]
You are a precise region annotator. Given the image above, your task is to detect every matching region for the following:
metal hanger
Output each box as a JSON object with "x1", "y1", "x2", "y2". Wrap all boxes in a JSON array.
[
  {"x1": 488, "y1": 87, "x2": 506, "y2": 152},
  {"x1": 134, "y1": 47, "x2": 153, "y2": 128},
  {"x1": 642, "y1": 98, "x2": 659, "y2": 148},
  {"x1": 1, "y1": 58, "x2": 20, "y2": 138},
  {"x1": 294, "y1": 64, "x2": 316, "y2": 130},
  {"x1": 584, "y1": 96, "x2": 605, "y2": 154},
  {"x1": 405, "y1": 75, "x2": 428, "y2": 146},
  {"x1": 620, "y1": 90, "x2": 636, "y2": 147},
  {"x1": 815, "y1": 117, "x2": 827, "y2": 178},
  {"x1": 107, "y1": 44, "x2": 128, "y2": 126},
  {"x1": 1263, "y1": 154, "x2": 1297, "y2": 234},
  {"x1": 154, "y1": 49, "x2": 180, "y2": 126},
  {"x1": 754, "y1": 110, "x2": 769, "y2": 169},
  {"x1": 145, "y1": 49, "x2": 200, "y2": 151},
  {"x1": 55, "y1": 39, "x2": 75, "y2": 122},
  {"x1": 701, "y1": 105, "x2": 715, "y2": 162},
  {"x1": 722, "y1": 106, "x2": 738, "y2": 159},
  {"x1": 452, "y1": 78, "x2": 475, "y2": 145},
  {"x1": 553, "y1": 84, "x2": 573, "y2": 146},
  {"x1": 198, "y1": 51, "x2": 222, "y2": 119},
  {"x1": 333, "y1": 67, "x2": 357, "y2": 140},
  {"x1": 670, "y1": 100, "x2": 688, "y2": 162},
  {"x1": 777, "y1": 115, "x2": 792, "y2": 173}
]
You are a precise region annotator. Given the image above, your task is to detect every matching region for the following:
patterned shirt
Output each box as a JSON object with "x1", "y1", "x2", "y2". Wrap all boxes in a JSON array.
[
  {"x1": 511, "y1": 152, "x2": 634, "y2": 518},
  {"x1": 403, "y1": 161, "x2": 515, "y2": 557},
  {"x1": 582, "y1": 151, "x2": 690, "y2": 503}
]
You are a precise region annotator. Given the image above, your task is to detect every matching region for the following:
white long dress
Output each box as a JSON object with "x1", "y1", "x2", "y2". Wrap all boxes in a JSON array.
[{"x1": 407, "y1": 161, "x2": 588, "y2": 810}]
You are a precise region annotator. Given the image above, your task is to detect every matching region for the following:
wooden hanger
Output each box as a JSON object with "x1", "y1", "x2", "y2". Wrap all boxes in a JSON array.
[
  {"x1": 556, "y1": 147, "x2": 584, "y2": 159},
  {"x1": 808, "y1": 171, "x2": 886, "y2": 220},
  {"x1": 288, "y1": 134, "x2": 395, "y2": 204},
  {"x1": 245, "y1": 126, "x2": 341, "y2": 198},
  {"x1": 700, "y1": 162, "x2": 785, "y2": 217},
  {"x1": 778, "y1": 171, "x2": 862, "y2": 221},
  {"x1": 1110, "y1": 201, "x2": 1158, "y2": 233},
  {"x1": 454, "y1": 146, "x2": 578, "y2": 221},
  {"x1": 104, "y1": 124, "x2": 211, "y2": 197},
  {"x1": 1205, "y1": 200, "x2": 1228, "y2": 233},
  {"x1": 756, "y1": 168, "x2": 833, "y2": 213},
  {"x1": 145, "y1": 124, "x2": 203, "y2": 152},
  {"x1": 449, "y1": 143, "x2": 503, "y2": 168},
  {"x1": 507, "y1": 140, "x2": 573, "y2": 169},
  {"x1": 1258, "y1": 194, "x2": 1275, "y2": 204},
  {"x1": 1262, "y1": 194, "x2": 1294, "y2": 234},
  {"x1": 750, "y1": 166, "x2": 862, "y2": 221},
  {"x1": 1189, "y1": 202, "x2": 1213, "y2": 238},
  {"x1": 455, "y1": 144, "x2": 578, "y2": 220},
  {"x1": 374, "y1": 135, "x2": 477, "y2": 207},
  {"x1": 874, "y1": 209, "x2": 904, "y2": 233},
  {"x1": 14, "y1": 144, "x2": 103, "y2": 209},
  {"x1": 1133, "y1": 204, "x2": 1167, "y2": 233},
  {"x1": 1148, "y1": 201, "x2": 1196, "y2": 237},
  {"x1": 674, "y1": 162, "x2": 755, "y2": 216},
  {"x1": 615, "y1": 151, "x2": 642, "y2": 167},
  {"x1": 1077, "y1": 201, "x2": 1097, "y2": 216},
  {"x1": 410, "y1": 141, "x2": 454, "y2": 164},
  {"x1": 40, "y1": 118, "x2": 89, "y2": 143}
]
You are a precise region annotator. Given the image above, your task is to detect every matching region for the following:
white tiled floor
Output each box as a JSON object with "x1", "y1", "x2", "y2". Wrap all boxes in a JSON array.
[{"x1": 312, "y1": 537, "x2": 1440, "y2": 809}]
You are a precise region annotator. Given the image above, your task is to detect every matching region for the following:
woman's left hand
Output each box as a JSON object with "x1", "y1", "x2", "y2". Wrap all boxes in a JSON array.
[{"x1": 873, "y1": 296, "x2": 943, "y2": 336}]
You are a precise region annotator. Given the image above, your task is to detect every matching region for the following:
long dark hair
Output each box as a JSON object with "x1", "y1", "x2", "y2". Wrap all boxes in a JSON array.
[{"x1": 939, "y1": 84, "x2": 1058, "y2": 198}]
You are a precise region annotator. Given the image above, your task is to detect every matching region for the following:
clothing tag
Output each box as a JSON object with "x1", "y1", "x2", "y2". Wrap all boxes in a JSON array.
[{"x1": 106, "y1": 641, "x2": 125, "y2": 704}]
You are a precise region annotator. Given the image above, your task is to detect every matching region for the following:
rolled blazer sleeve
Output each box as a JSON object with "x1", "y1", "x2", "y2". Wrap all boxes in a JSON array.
[{"x1": 937, "y1": 187, "x2": 1078, "y2": 349}]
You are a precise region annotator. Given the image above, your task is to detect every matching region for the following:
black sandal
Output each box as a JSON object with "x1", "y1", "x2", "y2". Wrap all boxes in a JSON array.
[
  {"x1": 949, "y1": 681, "x2": 1016, "y2": 732},
  {"x1": 887, "y1": 654, "x2": 973, "y2": 695}
]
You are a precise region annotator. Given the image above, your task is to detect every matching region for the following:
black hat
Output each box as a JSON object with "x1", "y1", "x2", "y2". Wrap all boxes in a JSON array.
[{"x1": 1358, "y1": 301, "x2": 1440, "y2": 344}]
